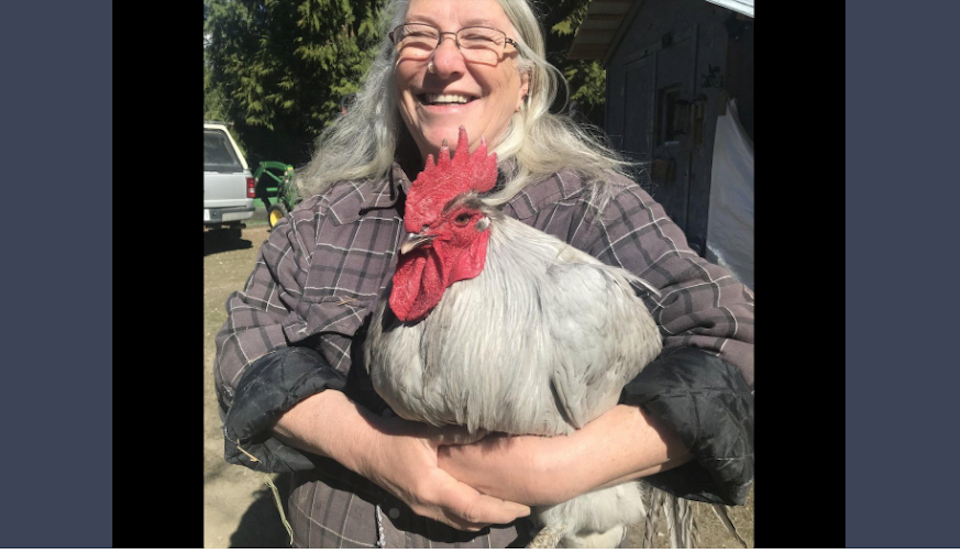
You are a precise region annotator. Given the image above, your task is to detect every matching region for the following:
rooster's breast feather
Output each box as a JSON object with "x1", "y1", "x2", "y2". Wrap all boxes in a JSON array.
[{"x1": 536, "y1": 255, "x2": 663, "y2": 430}]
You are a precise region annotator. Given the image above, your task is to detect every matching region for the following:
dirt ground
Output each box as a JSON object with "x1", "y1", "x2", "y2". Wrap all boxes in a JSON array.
[{"x1": 203, "y1": 223, "x2": 754, "y2": 548}]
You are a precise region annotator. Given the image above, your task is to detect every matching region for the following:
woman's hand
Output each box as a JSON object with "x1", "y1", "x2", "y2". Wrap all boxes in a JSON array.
[
  {"x1": 272, "y1": 390, "x2": 530, "y2": 532},
  {"x1": 361, "y1": 418, "x2": 531, "y2": 531},
  {"x1": 437, "y1": 404, "x2": 694, "y2": 506}
]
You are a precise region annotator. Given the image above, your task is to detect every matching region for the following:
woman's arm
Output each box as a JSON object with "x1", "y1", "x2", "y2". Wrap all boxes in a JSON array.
[
  {"x1": 437, "y1": 404, "x2": 692, "y2": 506},
  {"x1": 273, "y1": 389, "x2": 531, "y2": 531},
  {"x1": 215, "y1": 206, "x2": 529, "y2": 531}
]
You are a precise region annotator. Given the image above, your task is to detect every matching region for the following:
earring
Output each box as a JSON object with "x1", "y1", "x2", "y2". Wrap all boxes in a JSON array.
[{"x1": 427, "y1": 61, "x2": 437, "y2": 74}]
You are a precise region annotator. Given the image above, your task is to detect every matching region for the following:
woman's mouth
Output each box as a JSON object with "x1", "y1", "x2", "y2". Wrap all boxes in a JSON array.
[{"x1": 418, "y1": 93, "x2": 478, "y2": 106}]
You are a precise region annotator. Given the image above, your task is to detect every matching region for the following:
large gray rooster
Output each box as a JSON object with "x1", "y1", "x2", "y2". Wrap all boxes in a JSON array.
[{"x1": 364, "y1": 127, "x2": 674, "y2": 548}]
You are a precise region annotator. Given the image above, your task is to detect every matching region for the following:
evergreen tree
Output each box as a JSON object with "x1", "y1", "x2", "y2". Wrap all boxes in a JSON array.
[
  {"x1": 539, "y1": 0, "x2": 606, "y2": 126},
  {"x1": 204, "y1": 0, "x2": 384, "y2": 166}
]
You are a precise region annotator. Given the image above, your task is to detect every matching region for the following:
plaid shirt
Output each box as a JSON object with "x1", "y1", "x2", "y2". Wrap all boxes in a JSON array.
[{"x1": 214, "y1": 163, "x2": 754, "y2": 548}]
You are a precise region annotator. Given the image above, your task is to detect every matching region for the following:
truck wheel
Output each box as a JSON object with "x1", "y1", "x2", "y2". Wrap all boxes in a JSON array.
[{"x1": 268, "y1": 203, "x2": 288, "y2": 228}]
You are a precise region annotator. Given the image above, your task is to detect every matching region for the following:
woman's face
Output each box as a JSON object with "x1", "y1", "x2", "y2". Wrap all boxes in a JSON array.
[{"x1": 394, "y1": 0, "x2": 529, "y2": 162}]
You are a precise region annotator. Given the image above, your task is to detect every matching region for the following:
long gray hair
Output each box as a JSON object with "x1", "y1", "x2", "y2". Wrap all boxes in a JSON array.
[{"x1": 296, "y1": 0, "x2": 633, "y2": 211}]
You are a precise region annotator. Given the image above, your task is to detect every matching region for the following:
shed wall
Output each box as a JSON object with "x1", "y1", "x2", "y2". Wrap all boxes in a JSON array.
[{"x1": 605, "y1": 0, "x2": 748, "y2": 253}]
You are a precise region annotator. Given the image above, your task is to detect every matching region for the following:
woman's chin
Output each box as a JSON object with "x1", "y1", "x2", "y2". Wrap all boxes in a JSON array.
[{"x1": 419, "y1": 128, "x2": 490, "y2": 157}]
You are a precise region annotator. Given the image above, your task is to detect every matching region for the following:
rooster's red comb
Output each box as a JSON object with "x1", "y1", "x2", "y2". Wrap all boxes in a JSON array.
[{"x1": 405, "y1": 126, "x2": 498, "y2": 232}]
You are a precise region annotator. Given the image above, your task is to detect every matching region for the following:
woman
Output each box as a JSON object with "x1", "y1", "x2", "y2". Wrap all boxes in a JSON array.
[{"x1": 214, "y1": 0, "x2": 754, "y2": 547}]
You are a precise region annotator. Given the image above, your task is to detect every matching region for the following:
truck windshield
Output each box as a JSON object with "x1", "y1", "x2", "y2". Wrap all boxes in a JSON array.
[{"x1": 204, "y1": 130, "x2": 244, "y2": 172}]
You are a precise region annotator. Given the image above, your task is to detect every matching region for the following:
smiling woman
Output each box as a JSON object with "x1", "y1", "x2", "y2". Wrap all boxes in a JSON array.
[
  {"x1": 392, "y1": 0, "x2": 529, "y2": 159},
  {"x1": 213, "y1": 0, "x2": 755, "y2": 548}
]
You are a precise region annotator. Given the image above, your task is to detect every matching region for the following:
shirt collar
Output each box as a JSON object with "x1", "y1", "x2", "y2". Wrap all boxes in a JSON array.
[{"x1": 326, "y1": 163, "x2": 410, "y2": 225}]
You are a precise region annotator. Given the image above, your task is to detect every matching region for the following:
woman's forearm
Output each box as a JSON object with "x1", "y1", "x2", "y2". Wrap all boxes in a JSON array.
[
  {"x1": 271, "y1": 389, "x2": 380, "y2": 475},
  {"x1": 559, "y1": 404, "x2": 692, "y2": 491},
  {"x1": 438, "y1": 404, "x2": 692, "y2": 506}
]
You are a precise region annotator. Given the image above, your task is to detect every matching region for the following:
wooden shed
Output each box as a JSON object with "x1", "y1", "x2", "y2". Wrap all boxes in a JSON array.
[{"x1": 569, "y1": 0, "x2": 754, "y2": 271}]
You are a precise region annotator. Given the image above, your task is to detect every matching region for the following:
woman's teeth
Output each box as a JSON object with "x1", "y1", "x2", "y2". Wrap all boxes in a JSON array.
[{"x1": 422, "y1": 93, "x2": 474, "y2": 105}]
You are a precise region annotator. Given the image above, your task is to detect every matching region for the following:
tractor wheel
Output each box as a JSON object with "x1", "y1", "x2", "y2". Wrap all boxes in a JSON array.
[{"x1": 268, "y1": 203, "x2": 289, "y2": 228}]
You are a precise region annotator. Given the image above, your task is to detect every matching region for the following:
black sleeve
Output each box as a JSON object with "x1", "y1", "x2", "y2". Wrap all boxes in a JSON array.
[
  {"x1": 219, "y1": 346, "x2": 348, "y2": 473},
  {"x1": 620, "y1": 347, "x2": 754, "y2": 505}
]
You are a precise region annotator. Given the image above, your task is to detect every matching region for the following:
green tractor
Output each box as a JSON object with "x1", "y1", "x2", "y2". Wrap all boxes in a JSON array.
[{"x1": 253, "y1": 161, "x2": 298, "y2": 229}]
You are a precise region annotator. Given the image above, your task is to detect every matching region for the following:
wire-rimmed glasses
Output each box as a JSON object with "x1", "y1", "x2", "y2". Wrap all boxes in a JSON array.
[{"x1": 389, "y1": 23, "x2": 519, "y2": 65}]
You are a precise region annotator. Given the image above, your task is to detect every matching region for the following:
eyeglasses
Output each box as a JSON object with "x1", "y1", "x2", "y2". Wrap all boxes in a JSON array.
[{"x1": 389, "y1": 23, "x2": 519, "y2": 65}]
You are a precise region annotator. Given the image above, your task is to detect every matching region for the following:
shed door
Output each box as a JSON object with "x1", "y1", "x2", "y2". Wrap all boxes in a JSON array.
[{"x1": 620, "y1": 29, "x2": 702, "y2": 253}]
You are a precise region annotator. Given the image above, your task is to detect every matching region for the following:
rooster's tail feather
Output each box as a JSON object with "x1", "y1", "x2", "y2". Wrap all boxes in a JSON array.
[{"x1": 640, "y1": 484, "x2": 697, "y2": 548}]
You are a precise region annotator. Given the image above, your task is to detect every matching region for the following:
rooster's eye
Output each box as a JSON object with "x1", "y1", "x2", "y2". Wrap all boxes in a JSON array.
[{"x1": 454, "y1": 213, "x2": 472, "y2": 225}]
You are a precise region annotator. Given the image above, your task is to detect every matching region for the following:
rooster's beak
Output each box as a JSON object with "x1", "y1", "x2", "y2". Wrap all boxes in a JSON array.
[{"x1": 400, "y1": 232, "x2": 435, "y2": 255}]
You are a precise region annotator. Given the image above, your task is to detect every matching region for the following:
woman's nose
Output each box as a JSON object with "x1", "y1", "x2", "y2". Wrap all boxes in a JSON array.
[{"x1": 429, "y1": 36, "x2": 465, "y2": 77}]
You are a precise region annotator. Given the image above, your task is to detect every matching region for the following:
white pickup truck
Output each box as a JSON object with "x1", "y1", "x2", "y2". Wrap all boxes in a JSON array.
[{"x1": 204, "y1": 122, "x2": 255, "y2": 239}]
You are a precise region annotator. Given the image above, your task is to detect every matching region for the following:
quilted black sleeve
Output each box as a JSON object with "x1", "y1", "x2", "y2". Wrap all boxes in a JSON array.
[
  {"x1": 621, "y1": 347, "x2": 754, "y2": 505},
  {"x1": 219, "y1": 346, "x2": 348, "y2": 473}
]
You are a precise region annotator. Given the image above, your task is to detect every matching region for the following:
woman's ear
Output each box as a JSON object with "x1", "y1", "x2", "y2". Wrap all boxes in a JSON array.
[{"x1": 516, "y1": 70, "x2": 531, "y2": 112}]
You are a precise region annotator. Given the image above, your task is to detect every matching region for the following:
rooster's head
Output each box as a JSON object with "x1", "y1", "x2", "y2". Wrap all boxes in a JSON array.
[{"x1": 390, "y1": 126, "x2": 499, "y2": 323}]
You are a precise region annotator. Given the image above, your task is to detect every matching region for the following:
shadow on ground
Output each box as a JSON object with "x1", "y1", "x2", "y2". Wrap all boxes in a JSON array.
[
  {"x1": 204, "y1": 229, "x2": 256, "y2": 256},
  {"x1": 229, "y1": 474, "x2": 293, "y2": 548}
]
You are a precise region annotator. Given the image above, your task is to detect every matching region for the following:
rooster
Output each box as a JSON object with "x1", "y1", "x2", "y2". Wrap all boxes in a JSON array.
[{"x1": 364, "y1": 127, "x2": 665, "y2": 548}]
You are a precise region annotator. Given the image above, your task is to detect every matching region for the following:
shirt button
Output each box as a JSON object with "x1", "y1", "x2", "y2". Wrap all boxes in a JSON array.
[
  {"x1": 389, "y1": 507, "x2": 400, "y2": 519},
  {"x1": 382, "y1": 408, "x2": 393, "y2": 417}
]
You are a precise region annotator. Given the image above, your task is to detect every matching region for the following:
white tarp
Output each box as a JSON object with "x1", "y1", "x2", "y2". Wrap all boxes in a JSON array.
[
  {"x1": 706, "y1": 98, "x2": 754, "y2": 290},
  {"x1": 703, "y1": 0, "x2": 754, "y2": 18}
]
